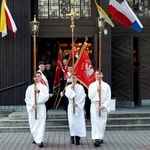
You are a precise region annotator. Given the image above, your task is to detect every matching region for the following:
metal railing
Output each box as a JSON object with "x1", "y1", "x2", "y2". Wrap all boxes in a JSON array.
[{"x1": 0, "y1": 82, "x2": 28, "y2": 92}]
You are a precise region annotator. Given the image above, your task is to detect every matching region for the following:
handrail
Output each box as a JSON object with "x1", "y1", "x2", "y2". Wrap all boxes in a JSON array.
[{"x1": 0, "y1": 81, "x2": 28, "y2": 92}]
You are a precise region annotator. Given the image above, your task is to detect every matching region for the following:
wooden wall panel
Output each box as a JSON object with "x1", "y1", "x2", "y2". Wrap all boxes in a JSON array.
[
  {"x1": 140, "y1": 37, "x2": 150, "y2": 99},
  {"x1": 111, "y1": 35, "x2": 133, "y2": 101},
  {"x1": 0, "y1": 0, "x2": 31, "y2": 105}
]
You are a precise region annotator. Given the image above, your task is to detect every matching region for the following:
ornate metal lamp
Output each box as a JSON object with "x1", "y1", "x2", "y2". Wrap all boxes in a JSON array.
[
  {"x1": 97, "y1": 15, "x2": 106, "y2": 73},
  {"x1": 30, "y1": 15, "x2": 40, "y2": 38},
  {"x1": 97, "y1": 15, "x2": 107, "y2": 117},
  {"x1": 30, "y1": 15, "x2": 40, "y2": 119}
]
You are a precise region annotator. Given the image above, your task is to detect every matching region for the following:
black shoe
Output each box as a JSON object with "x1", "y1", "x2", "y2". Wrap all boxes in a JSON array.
[
  {"x1": 75, "y1": 136, "x2": 80, "y2": 145},
  {"x1": 70, "y1": 136, "x2": 74, "y2": 144},
  {"x1": 39, "y1": 142, "x2": 44, "y2": 148},
  {"x1": 100, "y1": 139, "x2": 104, "y2": 144},
  {"x1": 32, "y1": 140, "x2": 36, "y2": 144},
  {"x1": 94, "y1": 140, "x2": 100, "y2": 147},
  {"x1": 75, "y1": 141, "x2": 80, "y2": 145}
]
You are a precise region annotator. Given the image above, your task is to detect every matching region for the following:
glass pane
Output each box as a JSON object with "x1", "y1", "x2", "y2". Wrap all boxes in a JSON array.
[
  {"x1": 38, "y1": 0, "x2": 49, "y2": 19},
  {"x1": 49, "y1": 0, "x2": 59, "y2": 19},
  {"x1": 60, "y1": 0, "x2": 70, "y2": 18},
  {"x1": 81, "y1": 0, "x2": 91, "y2": 18},
  {"x1": 38, "y1": 0, "x2": 91, "y2": 19},
  {"x1": 127, "y1": 0, "x2": 150, "y2": 18}
]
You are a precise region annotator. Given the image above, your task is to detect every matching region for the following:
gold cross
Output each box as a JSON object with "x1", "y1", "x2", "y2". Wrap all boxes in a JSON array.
[{"x1": 66, "y1": 8, "x2": 78, "y2": 29}]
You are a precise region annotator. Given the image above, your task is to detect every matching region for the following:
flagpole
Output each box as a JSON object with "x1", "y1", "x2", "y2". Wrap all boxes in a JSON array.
[
  {"x1": 55, "y1": 82, "x2": 69, "y2": 109},
  {"x1": 97, "y1": 15, "x2": 105, "y2": 117},
  {"x1": 53, "y1": 87, "x2": 60, "y2": 108},
  {"x1": 66, "y1": 8, "x2": 78, "y2": 114},
  {"x1": 56, "y1": 37, "x2": 88, "y2": 109}
]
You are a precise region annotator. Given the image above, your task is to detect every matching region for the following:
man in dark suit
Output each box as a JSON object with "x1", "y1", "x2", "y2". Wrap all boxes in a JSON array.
[
  {"x1": 44, "y1": 60, "x2": 54, "y2": 109},
  {"x1": 60, "y1": 58, "x2": 69, "y2": 112}
]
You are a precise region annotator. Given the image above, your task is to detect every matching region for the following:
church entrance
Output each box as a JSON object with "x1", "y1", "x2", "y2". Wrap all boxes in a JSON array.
[
  {"x1": 111, "y1": 35, "x2": 150, "y2": 108},
  {"x1": 111, "y1": 35, "x2": 140, "y2": 108},
  {"x1": 36, "y1": 37, "x2": 93, "y2": 108}
]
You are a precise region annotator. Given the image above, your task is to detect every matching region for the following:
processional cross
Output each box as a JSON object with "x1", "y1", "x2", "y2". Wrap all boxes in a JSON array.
[{"x1": 67, "y1": 8, "x2": 78, "y2": 114}]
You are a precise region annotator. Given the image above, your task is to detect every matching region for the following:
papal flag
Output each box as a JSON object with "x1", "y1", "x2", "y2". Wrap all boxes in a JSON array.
[
  {"x1": 0, "y1": 0, "x2": 17, "y2": 37},
  {"x1": 94, "y1": 0, "x2": 114, "y2": 27}
]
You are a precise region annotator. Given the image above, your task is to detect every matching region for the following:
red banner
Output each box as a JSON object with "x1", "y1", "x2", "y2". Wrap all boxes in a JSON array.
[
  {"x1": 62, "y1": 66, "x2": 69, "y2": 79},
  {"x1": 74, "y1": 51, "x2": 95, "y2": 88},
  {"x1": 53, "y1": 50, "x2": 62, "y2": 89},
  {"x1": 68, "y1": 44, "x2": 78, "y2": 64}
]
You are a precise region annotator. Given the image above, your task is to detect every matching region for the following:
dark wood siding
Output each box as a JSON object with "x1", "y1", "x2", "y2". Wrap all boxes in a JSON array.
[
  {"x1": 111, "y1": 12, "x2": 150, "y2": 104},
  {"x1": 140, "y1": 36, "x2": 150, "y2": 99},
  {"x1": 111, "y1": 35, "x2": 133, "y2": 101},
  {"x1": 102, "y1": 34, "x2": 112, "y2": 86},
  {"x1": 0, "y1": 0, "x2": 31, "y2": 105}
]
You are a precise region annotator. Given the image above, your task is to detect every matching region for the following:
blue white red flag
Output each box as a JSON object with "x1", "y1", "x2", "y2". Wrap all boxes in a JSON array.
[{"x1": 108, "y1": 0, "x2": 143, "y2": 32}]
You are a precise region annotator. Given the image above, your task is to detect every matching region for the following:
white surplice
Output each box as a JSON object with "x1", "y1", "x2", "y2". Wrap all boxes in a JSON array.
[
  {"x1": 25, "y1": 82, "x2": 49, "y2": 144},
  {"x1": 88, "y1": 80, "x2": 111, "y2": 140},
  {"x1": 65, "y1": 83, "x2": 86, "y2": 137}
]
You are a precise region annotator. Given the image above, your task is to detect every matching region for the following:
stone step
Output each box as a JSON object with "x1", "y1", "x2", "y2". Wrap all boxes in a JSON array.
[
  {"x1": 0, "y1": 118, "x2": 92, "y2": 127},
  {"x1": 0, "y1": 118, "x2": 69, "y2": 127},
  {"x1": 108, "y1": 112, "x2": 150, "y2": 118},
  {"x1": 8, "y1": 111, "x2": 67, "y2": 120},
  {"x1": 106, "y1": 124, "x2": 150, "y2": 131},
  {"x1": 0, "y1": 111, "x2": 13, "y2": 119},
  {"x1": 0, "y1": 125, "x2": 75, "y2": 132},
  {"x1": 8, "y1": 111, "x2": 150, "y2": 120},
  {"x1": 1, "y1": 117, "x2": 150, "y2": 127},
  {"x1": 0, "y1": 124, "x2": 150, "y2": 132},
  {"x1": 0, "y1": 108, "x2": 150, "y2": 132},
  {"x1": 107, "y1": 117, "x2": 150, "y2": 125}
]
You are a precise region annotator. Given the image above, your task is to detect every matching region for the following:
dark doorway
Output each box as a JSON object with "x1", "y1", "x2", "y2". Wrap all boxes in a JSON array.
[
  {"x1": 36, "y1": 37, "x2": 93, "y2": 108},
  {"x1": 111, "y1": 35, "x2": 141, "y2": 107},
  {"x1": 111, "y1": 35, "x2": 134, "y2": 108},
  {"x1": 37, "y1": 37, "x2": 93, "y2": 62}
]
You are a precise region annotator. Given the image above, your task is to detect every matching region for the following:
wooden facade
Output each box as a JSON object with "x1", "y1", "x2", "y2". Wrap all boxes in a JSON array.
[
  {"x1": 0, "y1": 0, "x2": 31, "y2": 106},
  {"x1": 111, "y1": 20, "x2": 150, "y2": 107},
  {"x1": 0, "y1": 0, "x2": 150, "y2": 108}
]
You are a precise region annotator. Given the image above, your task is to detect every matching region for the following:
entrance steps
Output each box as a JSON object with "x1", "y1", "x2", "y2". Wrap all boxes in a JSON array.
[{"x1": 0, "y1": 108, "x2": 150, "y2": 132}]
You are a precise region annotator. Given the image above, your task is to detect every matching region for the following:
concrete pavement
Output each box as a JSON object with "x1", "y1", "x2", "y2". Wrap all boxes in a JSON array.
[
  {"x1": 1, "y1": 106, "x2": 150, "y2": 149},
  {"x1": 0, "y1": 130, "x2": 150, "y2": 150}
]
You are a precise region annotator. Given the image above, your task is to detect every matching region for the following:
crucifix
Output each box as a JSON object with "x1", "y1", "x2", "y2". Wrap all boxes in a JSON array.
[{"x1": 66, "y1": 8, "x2": 78, "y2": 114}]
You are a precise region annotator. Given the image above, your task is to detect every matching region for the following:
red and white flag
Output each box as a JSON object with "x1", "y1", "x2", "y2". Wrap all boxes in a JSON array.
[
  {"x1": 62, "y1": 66, "x2": 69, "y2": 80},
  {"x1": 108, "y1": 0, "x2": 143, "y2": 32},
  {"x1": 0, "y1": 0, "x2": 17, "y2": 37},
  {"x1": 53, "y1": 50, "x2": 63, "y2": 89},
  {"x1": 68, "y1": 44, "x2": 78, "y2": 64},
  {"x1": 74, "y1": 50, "x2": 96, "y2": 88}
]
